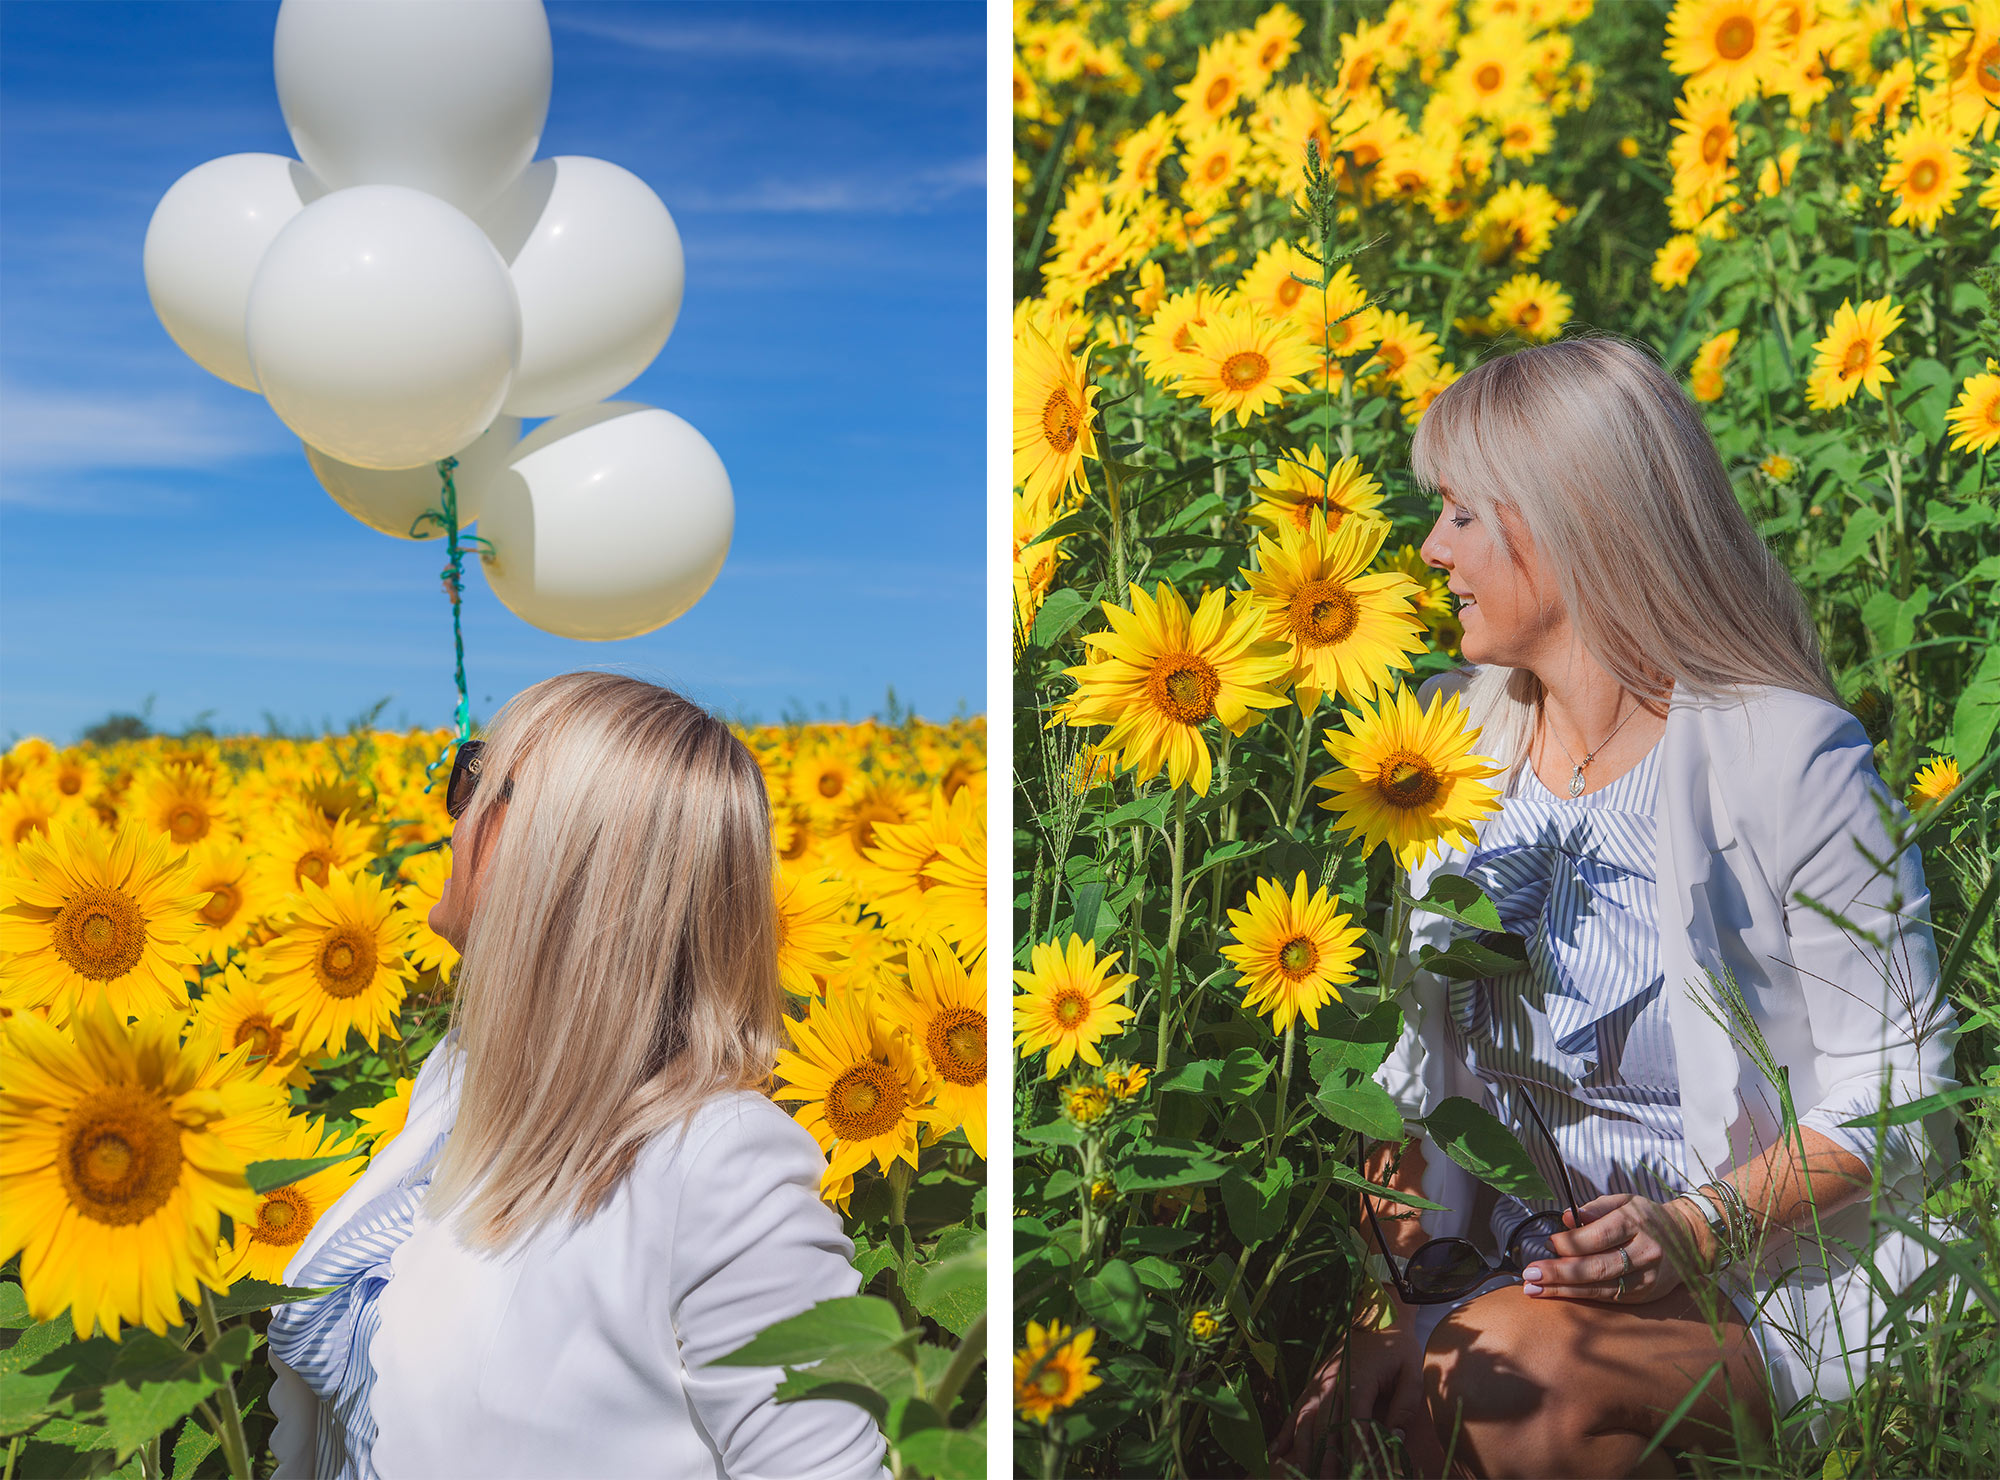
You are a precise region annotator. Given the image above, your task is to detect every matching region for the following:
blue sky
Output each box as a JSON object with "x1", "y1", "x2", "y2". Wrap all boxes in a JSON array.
[{"x1": 0, "y1": 0, "x2": 985, "y2": 742}]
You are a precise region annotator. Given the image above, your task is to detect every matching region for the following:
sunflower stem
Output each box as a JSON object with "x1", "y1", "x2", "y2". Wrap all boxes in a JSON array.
[
  {"x1": 1154, "y1": 785, "x2": 1190, "y2": 1080},
  {"x1": 197, "y1": 1287, "x2": 253, "y2": 1480},
  {"x1": 927, "y1": 1311, "x2": 987, "y2": 1416},
  {"x1": 1285, "y1": 703, "x2": 1316, "y2": 830},
  {"x1": 1266, "y1": 1019, "x2": 1296, "y2": 1171}
]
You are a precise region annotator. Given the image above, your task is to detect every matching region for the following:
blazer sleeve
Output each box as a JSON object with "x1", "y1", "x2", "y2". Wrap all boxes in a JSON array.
[
  {"x1": 1775, "y1": 704, "x2": 1959, "y2": 1188},
  {"x1": 656, "y1": 1098, "x2": 891, "y2": 1480}
]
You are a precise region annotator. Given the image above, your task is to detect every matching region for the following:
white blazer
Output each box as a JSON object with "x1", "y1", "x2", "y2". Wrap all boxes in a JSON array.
[
  {"x1": 1375, "y1": 673, "x2": 1961, "y2": 1413},
  {"x1": 269, "y1": 1042, "x2": 891, "y2": 1479}
]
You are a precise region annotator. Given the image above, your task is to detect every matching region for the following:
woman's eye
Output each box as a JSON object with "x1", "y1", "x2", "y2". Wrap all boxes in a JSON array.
[{"x1": 1450, "y1": 514, "x2": 1473, "y2": 529}]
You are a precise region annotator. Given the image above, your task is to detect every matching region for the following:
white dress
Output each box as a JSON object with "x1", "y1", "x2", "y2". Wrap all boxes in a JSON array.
[{"x1": 268, "y1": 1039, "x2": 891, "y2": 1479}]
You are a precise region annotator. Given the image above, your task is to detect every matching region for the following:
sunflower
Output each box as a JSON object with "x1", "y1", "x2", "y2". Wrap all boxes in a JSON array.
[
  {"x1": 1061, "y1": 583, "x2": 1292, "y2": 794},
  {"x1": 832, "y1": 779, "x2": 924, "y2": 880},
  {"x1": 1302, "y1": 263, "x2": 1379, "y2": 369},
  {"x1": 1112, "y1": 112, "x2": 1177, "y2": 202},
  {"x1": 772, "y1": 987, "x2": 942, "y2": 1194},
  {"x1": 0, "y1": 821, "x2": 205, "y2": 1024},
  {"x1": 1464, "y1": 180, "x2": 1562, "y2": 264},
  {"x1": 1235, "y1": 239, "x2": 1322, "y2": 329},
  {"x1": 790, "y1": 746, "x2": 864, "y2": 819},
  {"x1": 395, "y1": 846, "x2": 458, "y2": 978},
  {"x1": 1444, "y1": 22, "x2": 1533, "y2": 119},
  {"x1": 1947, "y1": 360, "x2": 2000, "y2": 453},
  {"x1": 1401, "y1": 360, "x2": 1463, "y2": 425},
  {"x1": 879, "y1": 937, "x2": 986, "y2": 1157},
  {"x1": 1487, "y1": 274, "x2": 1571, "y2": 341},
  {"x1": 1252, "y1": 81, "x2": 1339, "y2": 198},
  {"x1": 253, "y1": 810, "x2": 374, "y2": 899},
  {"x1": 0, "y1": 1000, "x2": 283, "y2": 1338},
  {"x1": 219, "y1": 1114, "x2": 367, "y2": 1284},
  {"x1": 1012, "y1": 934, "x2": 1138, "y2": 1076},
  {"x1": 1667, "y1": 90, "x2": 1739, "y2": 196},
  {"x1": 48, "y1": 752, "x2": 100, "y2": 804},
  {"x1": 775, "y1": 864, "x2": 853, "y2": 995},
  {"x1": 1247, "y1": 445, "x2": 1387, "y2": 537},
  {"x1": 255, "y1": 868, "x2": 415, "y2": 1056},
  {"x1": 912, "y1": 804, "x2": 987, "y2": 958},
  {"x1": 1222, "y1": 872, "x2": 1367, "y2": 1034},
  {"x1": 292, "y1": 771, "x2": 375, "y2": 830},
  {"x1": 182, "y1": 834, "x2": 269, "y2": 965},
  {"x1": 1881, "y1": 120, "x2": 1968, "y2": 233},
  {"x1": 1314, "y1": 684, "x2": 1506, "y2": 869},
  {"x1": 1909, "y1": 756, "x2": 1963, "y2": 809},
  {"x1": 1806, "y1": 296, "x2": 1903, "y2": 411},
  {"x1": 1690, "y1": 326, "x2": 1740, "y2": 402},
  {"x1": 1015, "y1": 1320, "x2": 1103, "y2": 1422},
  {"x1": 1014, "y1": 501, "x2": 1069, "y2": 636},
  {"x1": 354, "y1": 1076, "x2": 415, "y2": 1152},
  {"x1": 1651, "y1": 234, "x2": 1702, "y2": 291},
  {"x1": 1364, "y1": 311, "x2": 1442, "y2": 392},
  {"x1": 1135, "y1": 285, "x2": 1221, "y2": 385},
  {"x1": 1176, "y1": 305, "x2": 1318, "y2": 426},
  {"x1": 1665, "y1": 0, "x2": 1777, "y2": 102},
  {"x1": 1497, "y1": 106, "x2": 1554, "y2": 161},
  {"x1": 1239, "y1": 514, "x2": 1428, "y2": 712},
  {"x1": 131, "y1": 764, "x2": 229, "y2": 851},
  {"x1": 191, "y1": 965, "x2": 316, "y2": 1090},
  {"x1": 1015, "y1": 319, "x2": 1099, "y2": 520},
  {"x1": 0, "y1": 779, "x2": 78, "y2": 854},
  {"x1": 1174, "y1": 35, "x2": 1252, "y2": 129},
  {"x1": 1179, "y1": 118, "x2": 1254, "y2": 215}
]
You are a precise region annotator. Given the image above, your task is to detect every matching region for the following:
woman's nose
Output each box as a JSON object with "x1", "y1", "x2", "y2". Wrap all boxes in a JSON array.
[{"x1": 1418, "y1": 512, "x2": 1451, "y2": 571}]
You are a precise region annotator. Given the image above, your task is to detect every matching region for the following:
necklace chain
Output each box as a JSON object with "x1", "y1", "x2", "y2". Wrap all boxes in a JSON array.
[{"x1": 1540, "y1": 694, "x2": 1643, "y2": 798}]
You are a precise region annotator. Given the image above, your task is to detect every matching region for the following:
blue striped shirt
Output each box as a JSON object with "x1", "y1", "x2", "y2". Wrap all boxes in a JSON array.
[
  {"x1": 1446, "y1": 747, "x2": 1693, "y2": 1247},
  {"x1": 266, "y1": 1122, "x2": 453, "y2": 1480}
]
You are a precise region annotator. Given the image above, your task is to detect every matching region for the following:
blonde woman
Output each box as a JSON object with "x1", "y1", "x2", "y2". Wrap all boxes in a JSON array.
[
  {"x1": 265, "y1": 673, "x2": 888, "y2": 1479},
  {"x1": 1272, "y1": 338, "x2": 1960, "y2": 1478}
]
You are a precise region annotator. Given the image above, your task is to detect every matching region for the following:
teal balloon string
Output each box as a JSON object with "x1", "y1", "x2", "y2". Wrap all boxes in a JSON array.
[{"x1": 411, "y1": 456, "x2": 487, "y2": 790}]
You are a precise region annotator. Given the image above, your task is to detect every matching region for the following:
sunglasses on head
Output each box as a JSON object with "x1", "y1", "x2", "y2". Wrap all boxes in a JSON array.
[
  {"x1": 444, "y1": 740, "x2": 510, "y2": 821},
  {"x1": 1360, "y1": 1088, "x2": 1585, "y2": 1305}
]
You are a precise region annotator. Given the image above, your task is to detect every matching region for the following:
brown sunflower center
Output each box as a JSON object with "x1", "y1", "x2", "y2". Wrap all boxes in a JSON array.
[
  {"x1": 825, "y1": 1061, "x2": 906, "y2": 1141},
  {"x1": 1908, "y1": 158, "x2": 1940, "y2": 194},
  {"x1": 234, "y1": 1013, "x2": 282, "y2": 1060},
  {"x1": 168, "y1": 805, "x2": 208, "y2": 845},
  {"x1": 1473, "y1": 61, "x2": 1504, "y2": 93},
  {"x1": 1715, "y1": 16, "x2": 1755, "y2": 60},
  {"x1": 1037, "y1": 1366, "x2": 1071, "y2": 1396},
  {"x1": 295, "y1": 850, "x2": 332, "y2": 888},
  {"x1": 1978, "y1": 42, "x2": 2000, "y2": 95},
  {"x1": 1221, "y1": 351, "x2": 1269, "y2": 389},
  {"x1": 51, "y1": 886, "x2": 147, "y2": 982},
  {"x1": 1042, "y1": 386, "x2": 1081, "y2": 454},
  {"x1": 200, "y1": 883, "x2": 242, "y2": 927},
  {"x1": 57, "y1": 770, "x2": 84, "y2": 796},
  {"x1": 1146, "y1": 653, "x2": 1221, "y2": 725},
  {"x1": 57, "y1": 1085, "x2": 183, "y2": 1226},
  {"x1": 915, "y1": 849, "x2": 943, "y2": 892},
  {"x1": 1287, "y1": 579, "x2": 1360, "y2": 647},
  {"x1": 817, "y1": 771, "x2": 845, "y2": 798},
  {"x1": 1205, "y1": 76, "x2": 1232, "y2": 109},
  {"x1": 1376, "y1": 342, "x2": 1409, "y2": 375},
  {"x1": 1376, "y1": 752, "x2": 1443, "y2": 809},
  {"x1": 1052, "y1": 987, "x2": 1091, "y2": 1028},
  {"x1": 1841, "y1": 338, "x2": 1872, "y2": 374},
  {"x1": 314, "y1": 928, "x2": 378, "y2": 999},
  {"x1": 253, "y1": 1186, "x2": 314, "y2": 1246},
  {"x1": 1277, "y1": 935, "x2": 1319, "y2": 977},
  {"x1": 1702, "y1": 125, "x2": 1729, "y2": 164},
  {"x1": 1276, "y1": 278, "x2": 1304, "y2": 308},
  {"x1": 927, "y1": 1006, "x2": 986, "y2": 1086},
  {"x1": 1203, "y1": 151, "x2": 1230, "y2": 182},
  {"x1": 1518, "y1": 301, "x2": 1544, "y2": 328}
]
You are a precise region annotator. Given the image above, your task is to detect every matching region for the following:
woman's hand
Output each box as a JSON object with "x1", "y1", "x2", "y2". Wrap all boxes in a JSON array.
[
  {"x1": 1269, "y1": 1304, "x2": 1446, "y2": 1478},
  {"x1": 1520, "y1": 1192, "x2": 1715, "y2": 1304}
]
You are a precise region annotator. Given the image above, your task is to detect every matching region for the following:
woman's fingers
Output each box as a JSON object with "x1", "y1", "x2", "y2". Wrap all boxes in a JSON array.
[{"x1": 1523, "y1": 1244, "x2": 1642, "y2": 1287}]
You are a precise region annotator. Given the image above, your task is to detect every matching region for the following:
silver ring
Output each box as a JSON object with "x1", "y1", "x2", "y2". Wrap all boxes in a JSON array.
[{"x1": 1617, "y1": 1245, "x2": 1634, "y2": 1276}]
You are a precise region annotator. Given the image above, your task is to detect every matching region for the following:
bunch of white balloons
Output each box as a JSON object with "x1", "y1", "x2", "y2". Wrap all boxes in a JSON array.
[{"x1": 143, "y1": 0, "x2": 731, "y2": 641}]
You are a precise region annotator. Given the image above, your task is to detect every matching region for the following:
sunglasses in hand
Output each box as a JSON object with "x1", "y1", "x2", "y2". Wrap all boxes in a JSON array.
[{"x1": 1360, "y1": 1088, "x2": 1587, "y2": 1305}]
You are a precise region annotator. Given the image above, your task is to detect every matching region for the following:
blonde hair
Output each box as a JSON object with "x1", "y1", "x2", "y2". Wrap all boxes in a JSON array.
[
  {"x1": 424, "y1": 671, "x2": 782, "y2": 1250},
  {"x1": 1409, "y1": 335, "x2": 1836, "y2": 771}
]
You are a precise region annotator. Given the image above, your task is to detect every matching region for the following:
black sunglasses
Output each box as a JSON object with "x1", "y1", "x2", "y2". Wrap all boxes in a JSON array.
[
  {"x1": 1359, "y1": 1088, "x2": 1585, "y2": 1305},
  {"x1": 444, "y1": 740, "x2": 510, "y2": 820}
]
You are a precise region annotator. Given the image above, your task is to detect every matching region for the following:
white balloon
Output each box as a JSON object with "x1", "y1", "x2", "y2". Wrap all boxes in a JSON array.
[
  {"x1": 142, "y1": 153, "x2": 324, "y2": 391},
  {"x1": 273, "y1": 0, "x2": 551, "y2": 216},
  {"x1": 247, "y1": 185, "x2": 521, "y2": 470},
  {"x1": 478, "y1": 157, "x2": 686, "y2": 418},
  {"x1": 478, "y1": 402, "x2": 733, "y2": 641},
  {"x1": 306, "y1": 416, "x2": 520, "y2": 539}
]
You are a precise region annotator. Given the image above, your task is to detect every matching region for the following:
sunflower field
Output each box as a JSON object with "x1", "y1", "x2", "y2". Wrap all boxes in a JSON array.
[
  {"x1": 1011, "y1": 0, "x2": 1999, "y2": 1475},
  {"x1": 0, "y1": 711, "x2": 988, "y2": 1480}
]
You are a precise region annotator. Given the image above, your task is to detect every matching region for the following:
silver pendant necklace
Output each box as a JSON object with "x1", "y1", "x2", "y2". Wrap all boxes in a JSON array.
[{"x1": 1540, "y1": 695, "x2": 1642, "y2": 797}]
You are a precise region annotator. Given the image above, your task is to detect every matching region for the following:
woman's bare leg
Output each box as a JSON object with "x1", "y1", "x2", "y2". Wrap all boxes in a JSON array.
[{"x1": 1419, "y1": 1283, "x2": 1771, "y2": 1480}]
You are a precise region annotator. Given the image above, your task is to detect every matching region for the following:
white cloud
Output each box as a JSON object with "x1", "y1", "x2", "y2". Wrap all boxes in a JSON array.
[
  {"x1": 671, "y1": 156, "x2": 982, "y2": 215},
  {"x1": 548, "y1": 12, "x2": 981, "y2": 71},
  {"x1": 0, "y1": 382, "x2": 287, "y2": 486}
]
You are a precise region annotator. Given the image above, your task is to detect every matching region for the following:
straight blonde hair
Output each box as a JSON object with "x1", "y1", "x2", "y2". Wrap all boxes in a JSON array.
[
  {"x1": 1408, "y1": 335, "x2": 1837, "y2": 771},
  {"x1": 423, "y1": 671, "x2": 782, "y2": 1250}
]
